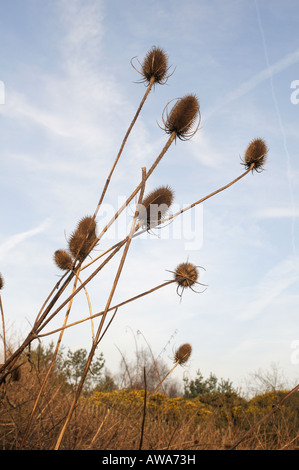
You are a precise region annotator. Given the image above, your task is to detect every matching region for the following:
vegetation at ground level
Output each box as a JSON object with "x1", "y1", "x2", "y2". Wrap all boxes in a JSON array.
[{"x1": 0, "y1": 345, "x2": 298, "y2": 450}]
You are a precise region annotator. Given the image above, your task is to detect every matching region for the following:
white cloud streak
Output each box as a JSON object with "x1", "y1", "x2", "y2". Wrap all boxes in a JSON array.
[
  {"x1": 239, "y1": 256, "x2": 299, "y2": 321},
  {"x1": 205, "y1": 48, "x2": 299, "y2": 120},
  {"x1": 255, "y1": 208, "x2": 299, "y2": 219},
  {"x1": 0, "y1": 219, "x2": 51, "y2": 260}
]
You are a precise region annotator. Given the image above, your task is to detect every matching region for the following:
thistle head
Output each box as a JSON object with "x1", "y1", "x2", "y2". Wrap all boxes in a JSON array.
[
  {"x1": 68, "y1": 215, "x2": 97, "y2": 261},
  {"x1": 54, "y1": 250, "x2": 73, "y2": 271},
  {"x1": 174, "y1": 343, "x2": 192, "y2": 365},
  {"x1": 0, "y1": 273, "x2": 4, "y2": 290},
  {"x1": 242, "y1": 138, "x2": 268, "y2": 172},
  {"x1": 161, "y1": 94, "x2": 200, "y2": 141},
  {"x1": 138, "y1": 185, "x2": 174, "y2": 230}
]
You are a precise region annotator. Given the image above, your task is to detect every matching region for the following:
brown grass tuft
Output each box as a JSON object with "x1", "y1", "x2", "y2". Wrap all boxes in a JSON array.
[
  {"x1": 174, "y1": 343, "x2": 192, "y2": 364},
  {"x1": 243, "y1": 138, "x2": 268, "y2": 172},
  {"x1": 54, "y1": 250, "x2": 73, "y2": 271},
  {"x1": 139, "y1": 185, "x2": 174, "y2": 229},
  {"x1": 68, "y1": 215, "x2": 97, "y2": 261},
  {"x1": 163, "y1": 94, "x2": 200, "y2": 140}
]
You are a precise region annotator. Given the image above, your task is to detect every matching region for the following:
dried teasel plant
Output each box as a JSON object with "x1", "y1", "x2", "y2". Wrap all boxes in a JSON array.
[
  {"x1": 171, "y1": 261, "x2": 207, "y2": 298},
  {"x1": 174, "y1": 343, "x2": 192, "y2": 365},
  {"x1": 242, "y1": 137, "x2": 268, "y2": 173},
  {"x1": 68, "y1": 215, "x2": 97, "y2": 261},
  {"x1": 138, "y1": 185, "x2": 174, "y2": 230},
  {"x1": 152, "y1": 342, "x2": 193, "y2": 394},
  {"x1": 132, "y1": 45, "x2": 172, "y2": 86},
  {"x1": 161, "y1": 94, "x2": 200, "y2": 141},
  {"x1": 0, "y1": 45, "x2": 271, "y2": 450},
  {"x1": 54, "y1": 250, "x2": 73, "y2": 271}
]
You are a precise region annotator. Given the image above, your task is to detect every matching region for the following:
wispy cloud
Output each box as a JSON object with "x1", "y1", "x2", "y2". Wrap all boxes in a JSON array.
[
  {"x1": 255, "y1": 207, "x2": 299, "y2": 219},
  {"x1": 205, "y1": 48, "x2": 299, "y2": 120},
  {"x1": 0, "y1": 0, "x2": 126, "y2": 146},
  {"x1": 239, "y1": 256, "x2": 299, "y2": 321},
  {"x1": 0, "y1": 219, "x2": 51, "y2": 260}
]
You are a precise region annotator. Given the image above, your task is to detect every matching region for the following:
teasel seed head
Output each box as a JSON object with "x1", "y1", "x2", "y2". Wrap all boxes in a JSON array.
[
  {"x1": 68, "y1": 215, "x2": 97, "y2": 261},
  {"x1": 132, "y1": 46, "x2": 171, "y2": 86},
  {"x1": 138, "y1": 185, "x2": 174, "y2": 229},
  {"x1": 54, "y1": 250, "x2": 73, "y2": 271},
  {"x1": 0, "y1": 273, "x2": 4, "y2": 290},
  {"x1": 174, "y1": 262, "x2": 198, "y2": 288},
  {"x1": 162, "y1": 94, "x2": 200, "y2": 140},
  {"x1": 172, "y1": 261, "x2": 207, "y2": 298},
  {"x1": 141, "y1": 46, "x2": 170, "y2": 85},
  {"x1": 174, "y1": 343, "x2": 192, "y2": 365},
  {"x1": 242, "y1": 138, "x2": 268, "y2": 172}
]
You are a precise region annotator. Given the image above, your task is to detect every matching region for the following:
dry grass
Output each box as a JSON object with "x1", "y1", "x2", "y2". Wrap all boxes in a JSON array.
[{"x1": 0, "y1": 360, "x2": 298, "y2": 450}]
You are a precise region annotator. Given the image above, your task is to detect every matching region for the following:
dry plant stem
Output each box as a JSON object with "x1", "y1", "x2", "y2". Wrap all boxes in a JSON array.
[
  {"x1": 54, "y1": 168, "x2": 147, "y2": 450},
  {"x1": 139, "y1": 367, "x2": 147, "y2": 450},
  {"x1": 137, "y1": 330, "x2": 166, "y2": 394},
  {"x1": 97, "y1": 307, "x2": 119, "y2": 345},
  {"x1": 0, "y1": 295, "x2": 7, "y2": 362},
  {"x1": 88, "y1": 407, "x2": 111, "y2": 449},
  {"x1": 94, "y1": 77, "x2": 155, "y2": 220},
  {"x1": 70, "y1": 77, "x2": 155, "y2": 267},
  {"x1": 280, "y1": 434, "x2": 299, "y2": 450},
  {"x1": 0, "y1": 269, "x2": 78, "y2": 377},
  {"x1": 76, "y1": 131, "x2": 175, "y2": 271},
  {"x1": 228, "y1": 382, "x2": 299, "y2": 450},
  {"x1": 35, "y1": 240, "x2": 127, "y2": 335},
  {"x1": 163, "y1": 163, "x2": 255, "y2": 224},
  {"x1": 34, "y1": 271, "x2": 69, "y2": 326},
  {"x1": 37, "y1": 280, "x2": 175, "y2": 338},
  {"x1": 80, "y1": 239, "x2": 126, "y2": 271},
  {"x1": 19, "y1": 277, "x2": 79, "y2": 450},
  {"x1": 94, "y1": 132, "x2": 176, "y2": 245},
  {"x1": 71, "y1": 269, "x2": 95, "y2": 342},
  {"x1": 152, "y1": 361, "x2": 179, "y2": 394}
]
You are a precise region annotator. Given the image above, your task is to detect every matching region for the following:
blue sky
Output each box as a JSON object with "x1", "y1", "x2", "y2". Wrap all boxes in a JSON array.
[{"x1": 0, "y1": 0, "x2": 298, "y2": 393}]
